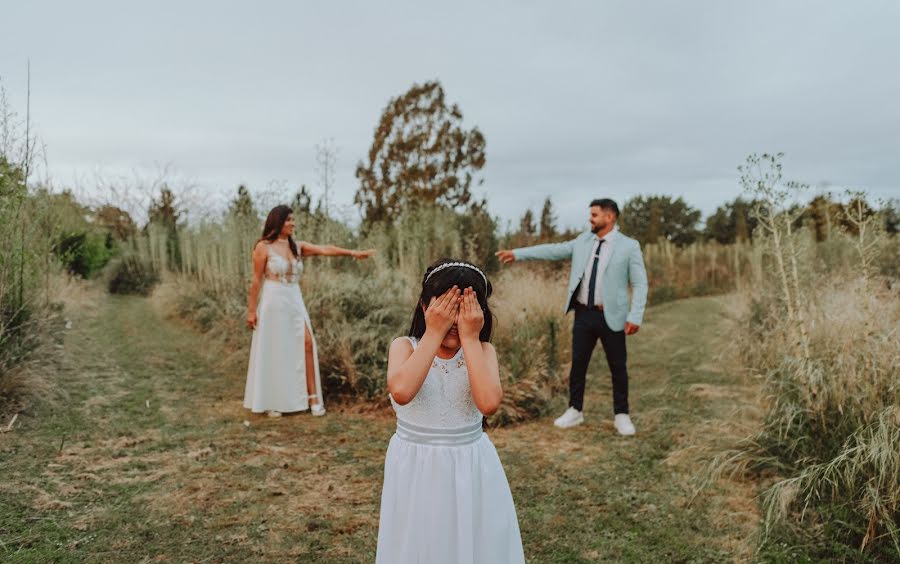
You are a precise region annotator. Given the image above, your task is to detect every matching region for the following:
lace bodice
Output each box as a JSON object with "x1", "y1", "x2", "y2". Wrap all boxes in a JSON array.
[
  {"x1": 390, "y1": 337, "x2": 483, "y2": 429},
  {"x1": 265, "y1": 243, "x2": 303, "y2": 284}
]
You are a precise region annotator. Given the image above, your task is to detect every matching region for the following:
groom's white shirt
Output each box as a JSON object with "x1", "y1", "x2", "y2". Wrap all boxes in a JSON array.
[{"x1": 575, "y1": 228, "x2": 617, "y2": 307}]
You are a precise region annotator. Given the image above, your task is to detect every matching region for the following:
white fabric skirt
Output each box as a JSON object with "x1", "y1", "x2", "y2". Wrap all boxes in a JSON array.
[
  {"x1": 376, "y1": 419, "x2": 525, "y2": 564},
  {"x1": 243, "y1": 279, "x2": 323, "y2": 413}
]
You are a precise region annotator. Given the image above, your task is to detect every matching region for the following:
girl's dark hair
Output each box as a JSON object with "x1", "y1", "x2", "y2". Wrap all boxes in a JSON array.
[
  {"x1": 257, "y1": 205, "x2": 299, "y2": 257},
  {"x1": 408, "y1": 258, "x2": 494, "y2": 342}
]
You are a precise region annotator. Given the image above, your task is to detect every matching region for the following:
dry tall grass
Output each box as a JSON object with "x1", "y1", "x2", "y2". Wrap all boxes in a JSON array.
[
  {"x1": 710, "y1": 155, "x2": 900, "y2": 560},
  {"x1": 642, "y1": 239, "x2": 754, "y2": 303},
  {"x1": 743, "y1": 275, "x2": 899, "y2": 554},
  {"x1": 0, "y1": 172, "x2": 70, "y2": 414},
  {"x1": 488, "y1": 268, "x2": 571, "y2": 424},
  {"x1": 0, "y1": 273, "x2": 90, "y2": 420}
]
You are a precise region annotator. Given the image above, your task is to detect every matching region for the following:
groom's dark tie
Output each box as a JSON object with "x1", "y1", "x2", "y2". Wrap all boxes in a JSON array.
[{"x1": 587, "y1": 239, "x2": 604, "y2": 307}]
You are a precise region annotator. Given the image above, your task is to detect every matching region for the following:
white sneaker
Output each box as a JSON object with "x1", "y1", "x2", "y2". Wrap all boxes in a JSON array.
[
  {"x1": 554, "y1": 407, "x2": 584, "y2": 429},
  {"x1": 266, "y1": 410, "x2": 282, "y2": 418},
  {"x1": 614, "y1": 413, "x2": 635, "y2": 436},
  {"x1": 311, "y1": 403, "x2": 326, "y2": 417}
]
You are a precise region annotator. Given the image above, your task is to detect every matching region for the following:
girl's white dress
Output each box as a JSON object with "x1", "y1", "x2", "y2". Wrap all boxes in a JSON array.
[
  {"x1": 376, "y1": 337, "x2": 525, "y2": 564},
  {"x1": 243, "y1": 243, "x2": 324, "y2": 413}
]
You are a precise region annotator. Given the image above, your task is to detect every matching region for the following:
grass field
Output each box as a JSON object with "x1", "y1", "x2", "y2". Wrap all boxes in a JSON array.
[{"x1": 1, "y1": 288, "x2": 761, "y2": 563}]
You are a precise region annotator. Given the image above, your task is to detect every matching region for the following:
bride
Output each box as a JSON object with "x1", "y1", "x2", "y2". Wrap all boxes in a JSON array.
[{"x1": 244, "y1": 205, "x2": 375, "y2": 417}]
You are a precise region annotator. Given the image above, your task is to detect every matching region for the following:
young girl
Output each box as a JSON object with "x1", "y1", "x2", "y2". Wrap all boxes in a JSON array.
[{"x1": 376, "y1": 259, "x2": 525, "y2": 564}]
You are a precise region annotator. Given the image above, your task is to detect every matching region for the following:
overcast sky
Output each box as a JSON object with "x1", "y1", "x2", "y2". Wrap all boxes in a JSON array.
[{"x1": 2, "y1": 1, "x2": 898, "y2": 229}]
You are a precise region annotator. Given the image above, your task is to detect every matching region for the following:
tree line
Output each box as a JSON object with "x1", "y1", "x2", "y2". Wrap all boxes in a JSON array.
[
  {"x1": 509, "y1": 192, "x2": 898, "y2": 248},
  {"x1": 20, "y1": 77, "x2": 898, "y2": 284}
]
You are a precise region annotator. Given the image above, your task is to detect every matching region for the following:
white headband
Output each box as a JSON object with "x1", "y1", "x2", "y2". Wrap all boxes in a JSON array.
[{"x1": 424, "y1": 262, "x2": 488, "y2": 289}]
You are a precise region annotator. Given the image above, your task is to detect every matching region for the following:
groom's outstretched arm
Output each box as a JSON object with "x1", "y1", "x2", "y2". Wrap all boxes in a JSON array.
[{"x1": 496, "y1": 238, "x2": 576, "y2": 264}]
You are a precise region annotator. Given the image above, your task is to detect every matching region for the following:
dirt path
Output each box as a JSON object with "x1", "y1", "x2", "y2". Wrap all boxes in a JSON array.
[{"x1": 1, "y1": 292, "x2": 759, "y2": 562}]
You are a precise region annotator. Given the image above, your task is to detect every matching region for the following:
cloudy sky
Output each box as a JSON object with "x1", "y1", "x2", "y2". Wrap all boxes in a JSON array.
[{"x1": 2, "y1": 1, "x2": 898, "y2": 229}]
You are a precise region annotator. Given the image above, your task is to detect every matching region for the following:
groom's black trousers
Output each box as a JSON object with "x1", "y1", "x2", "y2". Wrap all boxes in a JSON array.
[{"x1": 569, "y1": 303, "x2": 629, "y2": 414}]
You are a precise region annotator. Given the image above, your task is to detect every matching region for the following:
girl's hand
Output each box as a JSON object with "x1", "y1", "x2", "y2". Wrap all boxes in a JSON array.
[
  {"x1": 457, "y1": 287, "x2": 484, "y2": 341},
  {"x1": 352, "y1": 249, "x2": 376, "y2": 260},
  {"x1": 247, "y1": 311, "x2": 257, "y2": 330},
  {"x1": 424, "y1": 286, "x2": 460, "y2": 337}
]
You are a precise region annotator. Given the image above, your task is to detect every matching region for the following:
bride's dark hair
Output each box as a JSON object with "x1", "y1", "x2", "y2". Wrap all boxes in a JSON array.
[
  {"x1": 257, "y1": 205, "x2": 299, "y2": 257},
  {"x1": 408, "y1": 258, "x2": 494, "y2": 342}
]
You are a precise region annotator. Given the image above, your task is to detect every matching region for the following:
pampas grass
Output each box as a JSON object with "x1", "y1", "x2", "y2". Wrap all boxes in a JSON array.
[{"x1": 706, "y1": 155, "x2": 900, "y2": 560}]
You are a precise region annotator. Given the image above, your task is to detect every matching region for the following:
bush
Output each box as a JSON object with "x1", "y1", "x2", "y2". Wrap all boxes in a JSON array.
[
  {"x1": 303, "y1": 268, "x2": 410, "y2": 399},
  {"x1": 649, "y1": 285, "x2": 678, "y2": 305},
  {"x1": 56, "y1": 232, "x2": 113, "y2": 279},
  {"x1": 108, "y1": 256, "x2": 161, "y2": 296}
]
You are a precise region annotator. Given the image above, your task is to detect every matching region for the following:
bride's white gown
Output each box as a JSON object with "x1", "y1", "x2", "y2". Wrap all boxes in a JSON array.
[
  {"x1": 376, "y1": 337, "x2": 525, "y2": 564},
  {"x1": 243, "y1": 243, "x2": 323, "y2": 413}
]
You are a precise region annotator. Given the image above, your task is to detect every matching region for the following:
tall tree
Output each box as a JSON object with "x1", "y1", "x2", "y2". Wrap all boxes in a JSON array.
[
  {"x1": 621, "y1": 195, "x2": 701, "y2": 246},
  {"x1": 802, "y1": 194, "x2": 842, "y2": 242},
  {"x1": 354, "y1": 80, "x2": 486, "y2": 223},
  {"x1": 148, "y1": 186, "x2": 179, "y2": 228},
  {"x1": 457, "y1": 198, "x2": 500, "y2": 273},
  {"x1": 705, "y1": 197, "x2": 762, "y2": 244},
  {"x1": 291, "y1": 185, "x2": 313, "y2": 214},
  {"x1": 94, "y1": 205, "x2": 137, "y2": 240},
  {"x1": 227, "y1": 184, "x2": 257, "y2": 220},
  {"x1": 519, "y1": 209, "x2": 537, "y2": 239},
  {"x1": 538, "y1": 197, "x2": 558, "y2": 241},
  {"x1": 882, "y1": 199, "x2": 899, "y2": 234},
  {"x1": 147, "y1": 186, "x2": 182, "y2": 268}
]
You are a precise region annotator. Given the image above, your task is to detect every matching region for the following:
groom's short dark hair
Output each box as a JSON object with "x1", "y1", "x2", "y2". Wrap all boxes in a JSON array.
[{"x1": 590, "y1": 198, "x2": 619, "y2": 218}]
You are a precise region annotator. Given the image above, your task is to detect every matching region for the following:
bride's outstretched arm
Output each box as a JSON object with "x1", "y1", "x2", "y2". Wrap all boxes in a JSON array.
[{"x1": 299, "y1": 241, "x2": 376, "y2": 259}]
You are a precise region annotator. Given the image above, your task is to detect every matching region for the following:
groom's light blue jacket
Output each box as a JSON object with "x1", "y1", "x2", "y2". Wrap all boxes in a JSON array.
[{"x1": 512, "y1": 228, "x2": 649, "y2": 331}]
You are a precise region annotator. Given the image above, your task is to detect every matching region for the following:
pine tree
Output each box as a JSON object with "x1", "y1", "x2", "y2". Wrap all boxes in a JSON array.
[
  {"x1": 147, "y1": 186, "x2": 182, "y2": 268},
  {"x1": 228, "y1": 184, "x2": 257, "y2": 220},
  {"x1": 519, "y1": 209, "x2": 536, "y2": 238},
  {"x1": 291, "y1": 185, "x2": 312, "y2": 214},
  {"x1": 538, "y1": 197, "x2": 557, "y2": 241}
]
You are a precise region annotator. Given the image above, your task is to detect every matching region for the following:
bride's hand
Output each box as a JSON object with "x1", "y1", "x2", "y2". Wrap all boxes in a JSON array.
[
  {"x1": 424, "y1": 286, "x2": 460, "y2": 337},
  {"x1": 352, "y1": 249, "x2": 376, "y2": 260},
  {"x1": 457, "y1": 287, "x2": 484, "y2": 341},
  {"x1": 246, "y1": 311, "x2": 257, "y2": 330}
]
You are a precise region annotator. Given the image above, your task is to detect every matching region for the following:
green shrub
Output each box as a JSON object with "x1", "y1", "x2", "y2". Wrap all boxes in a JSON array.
[
  {"x1": 650, "y1": 285, "x2": 678, "y2": 305},
  {"x1": 108, "y1": 256, "x2": 161, "y2": 296},
  {"x1": 690, "y1": 282, "x2": 712, "y2": 296},
  {"x1": 56, "y1": 232, "x2": 113, "y2": 278},
  {"x1": 303, "y1": 269, "x2": 410, "y2": 399}
]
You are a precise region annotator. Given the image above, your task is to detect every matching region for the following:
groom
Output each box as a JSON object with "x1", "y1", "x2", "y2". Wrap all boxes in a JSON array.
[{"x1": 496, "y1": 198, "x2": 648, "y2": 435}]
